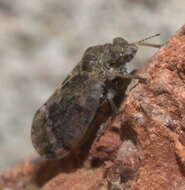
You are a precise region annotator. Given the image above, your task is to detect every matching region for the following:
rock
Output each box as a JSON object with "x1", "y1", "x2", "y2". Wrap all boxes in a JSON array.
[{"x1": 1, "y1": 25, "x2": 185, "y2": 190}]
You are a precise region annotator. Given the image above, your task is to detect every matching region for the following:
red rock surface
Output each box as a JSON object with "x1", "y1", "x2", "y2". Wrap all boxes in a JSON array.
[{"x1": 1, "y1": 25, "x2": 185, "y2": 190}]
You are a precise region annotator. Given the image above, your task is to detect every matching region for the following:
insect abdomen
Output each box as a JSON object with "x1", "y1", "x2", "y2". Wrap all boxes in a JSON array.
[{"x1": 31, "y1": 72, "x2": 105, "y2": 159}]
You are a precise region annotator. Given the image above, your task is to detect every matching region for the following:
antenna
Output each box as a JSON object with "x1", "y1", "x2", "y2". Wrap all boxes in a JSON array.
[{"x1": 131, "y1": 33, "x2": 161, "y2": 48}]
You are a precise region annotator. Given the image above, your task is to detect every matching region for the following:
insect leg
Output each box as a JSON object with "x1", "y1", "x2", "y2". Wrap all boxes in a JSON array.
[
  {"x1": 106, "y1": 89, "x2": 118, "y2": 114},
  {"x1": 112, "y1": 73, "x2": 146, "y2": 82},
  {"x1": 105, "y1": 67, "x2": 146, "y2": 82}
]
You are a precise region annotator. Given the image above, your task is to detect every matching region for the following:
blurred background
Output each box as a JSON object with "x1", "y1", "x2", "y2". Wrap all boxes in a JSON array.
[{"x1": 0, "y1": 0, "x2": 184, "y2": 171}]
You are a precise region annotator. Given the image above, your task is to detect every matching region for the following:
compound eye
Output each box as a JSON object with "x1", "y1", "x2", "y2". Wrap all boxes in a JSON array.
[
  {"x1": 113, "y1": 37, "x2": 128, "y2": 46},
  {"x1": 110, "y1": 46, "x2": 123, "y2": 61},
  {"x1": 112, "y1": 46, "x2": 123, "y2": 54}
]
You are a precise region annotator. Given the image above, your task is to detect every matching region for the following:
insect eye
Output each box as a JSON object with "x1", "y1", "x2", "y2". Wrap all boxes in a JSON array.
[
  {"x1": 111, "y1": 47, "x2": 123, "y2": 58},
  {"x1": 113, "y1": 37, "x2": 128, "y2": 46},
  {"x1": 112, "y1": 46, "x2": 123, "y2": 53}
]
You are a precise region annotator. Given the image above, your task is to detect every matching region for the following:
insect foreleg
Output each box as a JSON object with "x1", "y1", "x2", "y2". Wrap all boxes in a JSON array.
[
  {"x1": 112, "y1": 73, "x2": 146, "y2": 82},
  {"x1": 106, "y1": 89, "x2": 118, "y2": 114}
]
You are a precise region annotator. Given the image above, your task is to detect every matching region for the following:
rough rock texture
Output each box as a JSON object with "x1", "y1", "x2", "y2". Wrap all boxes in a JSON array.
[{"x1": 1, "y1": 25, "x2": 185, "y2": 190}]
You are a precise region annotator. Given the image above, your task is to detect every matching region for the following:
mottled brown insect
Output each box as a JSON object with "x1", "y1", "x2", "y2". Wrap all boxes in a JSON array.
[{"x1": 31, "y1": 34, "x2": 160, "y2": 159}]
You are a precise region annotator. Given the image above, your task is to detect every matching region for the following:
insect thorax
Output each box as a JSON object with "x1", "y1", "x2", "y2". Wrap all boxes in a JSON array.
[{"x1": 79, "y1": 40, "x2": 137, "y2": 81}]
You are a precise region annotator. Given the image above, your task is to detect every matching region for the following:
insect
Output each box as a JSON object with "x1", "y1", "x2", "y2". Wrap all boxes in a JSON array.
[{"x1": 31, "y1": 34, "x2": 160, "y2": 159}]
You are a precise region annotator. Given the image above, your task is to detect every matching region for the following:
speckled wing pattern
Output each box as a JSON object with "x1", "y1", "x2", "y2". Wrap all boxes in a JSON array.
[{"x1": 31, "y1": 71, "x2": 105, "y2": 159}]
